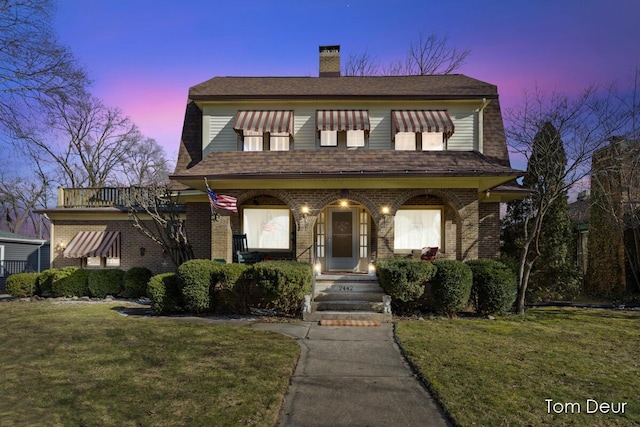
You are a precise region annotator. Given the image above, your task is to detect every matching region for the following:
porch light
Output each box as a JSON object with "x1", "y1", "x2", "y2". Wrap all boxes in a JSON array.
[
  {"x1": 301, "y1": 205, "x2": 310, "y2": 217},
  {"x1": 340, "y1": 199, "x2": 349, "y2": 208},
  {"x1": 57, "y1": 240, "x2": 66, "y2": 251},
  {"x1": 368, "y1": 261, "x2": 376, "y2": 276},
  {"x1": 381, "y1": 206, "x2": 390, "y2": 224},
  {"x1": 314, "y1": 262, "x2": 322, "y2": 275}
]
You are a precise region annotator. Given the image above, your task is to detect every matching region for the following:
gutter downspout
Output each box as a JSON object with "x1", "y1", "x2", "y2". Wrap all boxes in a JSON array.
[{"x1": 475, "y1": 98, "x2": 491, "y2": 154}]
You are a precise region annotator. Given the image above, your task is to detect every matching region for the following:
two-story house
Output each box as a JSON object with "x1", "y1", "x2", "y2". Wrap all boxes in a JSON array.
[{"x1": 171, "y1": 46, "x2": 525, "y2": 273}]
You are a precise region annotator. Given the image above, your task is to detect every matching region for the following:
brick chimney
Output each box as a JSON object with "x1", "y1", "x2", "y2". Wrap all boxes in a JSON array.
[{"x1": 319, "y1": 45, "x2": 340, "y2": 77}]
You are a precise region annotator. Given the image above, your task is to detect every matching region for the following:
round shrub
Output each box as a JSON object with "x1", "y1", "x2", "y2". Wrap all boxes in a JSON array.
[
  {"x1": 147, "y1": 272, "x2": 182, "y2": 314},
  {"x1": 87, "y1": 269, "x2": 125, "y2": 298},
  {"x1": 5, "y1": 273, "x2": 39, "y2": 297},
  {"x1": 36, "y1": 269, "x2": 57, "y2": 296},
  {"x1": 375, "y1": 258, "x2": 437, "y2": 312},
  {"x1": 212, "y1": 263, "x2": 251, "y2": 314},
  {"x1": 124, "y1": 267, "x2": 153, "y2": 298},
  {"x1": 52, "y1": 268, "x2": 89, "y2": 297},
  {"x1": 466, "y1": 259, "x2": 517, "y2": 315},
  {"x1": 431, "y1": 260, "x2": 472, "y2": 316},
  {"x1": 253, "y1": 261, "x2": 312, "y2": 315},
  {"x1": 177, "y1": 259, "x2": 222, "y2": 313}
]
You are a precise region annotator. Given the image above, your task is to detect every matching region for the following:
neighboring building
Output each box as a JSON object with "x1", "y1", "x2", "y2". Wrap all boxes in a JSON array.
[
  {"x1": 568, "y1": 190, "x2": 590, "y2": 274},
  {"x1": 0, "y1": 230, "x2": 49, "y2": 292},
  {"x1": 588, "y1": 138, "x2": 640, "y2": 293},
  {"x1": 44, "y1": 46, "x2": 525, "y2": 275}
]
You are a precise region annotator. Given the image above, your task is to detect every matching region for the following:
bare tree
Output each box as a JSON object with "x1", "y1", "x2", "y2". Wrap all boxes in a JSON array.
[
  {"x1": 505, "y1": 86, "x2": 621, "y2": 313},
  {"x1": 127, "y1": 185, "x2": 194, "y2": 268},
  {"x1": 118, "y1": 137, "x2": 171, "y2": 186},
  {"x1": 342, "y1": 50, "x2": 379, "y2": 76},
  {"x1": 0, "y1": 0, "x2": 88, "y2": 125}
]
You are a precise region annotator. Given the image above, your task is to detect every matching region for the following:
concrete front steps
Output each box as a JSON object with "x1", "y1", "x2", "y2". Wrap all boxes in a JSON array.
[{"x1": 303, "y1": 274, "x2": 392, "y2": 323}]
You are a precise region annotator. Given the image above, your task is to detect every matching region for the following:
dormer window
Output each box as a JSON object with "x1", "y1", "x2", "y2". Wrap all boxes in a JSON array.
[
  {"x1": 392, "y1": 110, "x2": 454, "y2": 151},
  {"x1": 233, "y1": 110, "x2": 294, "y2": 151},
  {"x1": 317, "y1": 110, "x2": 370, "y2": 149}
]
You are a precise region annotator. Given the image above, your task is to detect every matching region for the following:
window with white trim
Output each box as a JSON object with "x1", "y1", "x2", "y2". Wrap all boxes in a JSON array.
[
  {"x1": 395, "y1": 132, "x2": 416, "y2": 150},
  {"x1": 421, "y1": 132, "x2": 444, "y2": 151},
  {"x1": 347, "y1": 130, "x2": 365, "y2": 147},
  {"x1": 243, "y1": 208, "x2": 291, "y2": 249},
  {"x1": 269, "y1": 132, "x2": 290, "y2": 151},
  {"x1": 320, "y1": 130, "x2": 338, "y2": 146},
  {"x1": 0, "y1": 245, "x2": 4, "y2": 278},
  {"x1": 243, "y1": 130, "x2": 263, "y2": 151},
  {"x1": 394, "y1": 209, "x2": 442, "y2": 251}
]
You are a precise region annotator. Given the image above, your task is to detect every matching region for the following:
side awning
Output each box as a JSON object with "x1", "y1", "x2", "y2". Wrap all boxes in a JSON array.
[
  {"x1": 232, "y1": 110, "x2": 294, "y2": 134},
  {"x1": 392, "y1": 110, "x2": 455, "y2": 137},
  {"x1": 63, "y1": 231, "x2": 121, "y2": 258},
  {"x1": 316, "y1": 110, "x2": 370, "y2": 131}
]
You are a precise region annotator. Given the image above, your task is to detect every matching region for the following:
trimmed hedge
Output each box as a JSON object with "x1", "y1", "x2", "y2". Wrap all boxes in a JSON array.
[
  {"x1": 212, "y1": 263, "x2": 251, "y2": 314},
  {"x1": 36, "y1": 270, "x2": 57, "y2": 296},
  {"x1": 124, "y1": 267, "x2": 153, "y2": 298},
  {"x1": 5, "y1": 273, "x2": 39, "y2": 297},
  {"x1": 87, "y1": 269, "x2": 125, "y2": 298},
  {"x1": 431, "y1": 260, "x2": 473, "y2": 316},
  {"x1": 375, "y1": 258, "x2": 437, "y2": 312},
  {"x1": 147, "y1": 272, "x2": 182, "y2": 315},
  {"x1": 252, "y1": 261, "x2": 312, "y2": 315},
  {"x1": 177, "y1": 259, "x2": 222, "y2": 313},
  {"x1": 52, "y1": 268, "x2": 89, "y2": 297},
  {"x1": 466, "y1": 259, "x2": 517, "y2": 315}
]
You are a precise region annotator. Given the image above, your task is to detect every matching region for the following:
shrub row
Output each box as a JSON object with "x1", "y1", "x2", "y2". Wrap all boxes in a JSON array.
[
  {"x1": 375, "y1": 258, "x2": 517, "y2": 316},
  {"x1": 5, "y1": 266, "x2": 153, "y2": 299}
]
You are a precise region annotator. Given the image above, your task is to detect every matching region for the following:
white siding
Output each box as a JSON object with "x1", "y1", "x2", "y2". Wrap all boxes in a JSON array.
[{"x1": 200, "y1": 101, "x2": 479, "y2": 154}]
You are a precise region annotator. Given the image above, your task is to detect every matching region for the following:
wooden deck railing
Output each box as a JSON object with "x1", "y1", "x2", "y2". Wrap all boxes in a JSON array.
[{"x1": 58, "y1": 187, "x2": 158, "y2": 208}]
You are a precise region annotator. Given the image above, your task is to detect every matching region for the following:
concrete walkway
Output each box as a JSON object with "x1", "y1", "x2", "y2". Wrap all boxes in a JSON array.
[{"x1": 253, "y1": 322, "x2": 451, "y2": 427}]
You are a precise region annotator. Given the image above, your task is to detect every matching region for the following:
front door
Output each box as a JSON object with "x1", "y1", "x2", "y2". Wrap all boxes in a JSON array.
[{"x1": 327, "y1": 208, "x2": 358, "y2": 270}]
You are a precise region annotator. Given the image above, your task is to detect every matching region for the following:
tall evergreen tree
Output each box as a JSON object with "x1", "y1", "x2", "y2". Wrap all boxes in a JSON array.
[{"x1": 502, "y1": 122, "x2": 579, "y2": 302}]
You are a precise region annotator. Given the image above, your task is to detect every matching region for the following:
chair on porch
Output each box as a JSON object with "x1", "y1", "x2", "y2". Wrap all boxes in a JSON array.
[
  {"x1": 420, "y1": 246, "x2": 439, "y2": 262},
  {"x1": 232, "y1": 234, "x2": 261, "y2": 264}
]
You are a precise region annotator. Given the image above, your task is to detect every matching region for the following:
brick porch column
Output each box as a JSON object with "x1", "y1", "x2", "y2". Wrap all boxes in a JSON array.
[
  {"x1": 211, "y1": 215, "x2": 232, "y2": 262},
  {"x1": 295, "y1": 215, "x2": 316, "y2": 264},
  {"x1": 376, "y1": 215, "x2": 394, "y2": 259}
]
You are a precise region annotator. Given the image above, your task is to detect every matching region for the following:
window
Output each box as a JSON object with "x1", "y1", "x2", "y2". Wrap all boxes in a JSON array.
[
  {"x1": 320, "y1": 130, "x2": 338, "y2": 146},
  {"x1": 270, "y1": 133, "x2": 290, "y2": 151},
  {"x1": 347, "y1": 130, "x2": 365, "y2": 148},
  {"x1": 394, "y1": 209, "x2": 442, "y2": 251},
  {"x1": 395, "y1": 132, "x2": 416, "y2": 150},
  {"x1": 85, "y1": 256, "x2": 121, "y2": 268},
  {"x1": 86, "y1": 256, "x2": 101, "y2": 267},
  {"x1": 0, "y1": 245, "x2": 4, "y2": 278},
  {"x1": 243, "y1": 208, "x2": 291, "y2": 249},
  {"x1": 422, "y1": 132, "x2": 444, "y2": 151},
  {"x1": 243, "y1": 130, "x2": 263, "y2": 151}
]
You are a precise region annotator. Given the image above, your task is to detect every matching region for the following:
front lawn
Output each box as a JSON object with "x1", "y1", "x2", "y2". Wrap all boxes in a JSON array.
[
  {"x1": 0, "y1": 301, "x2": 299, "y2": 426},
  {"x1": 396, "y1": 308, "x2": 640, "y2": 427}
]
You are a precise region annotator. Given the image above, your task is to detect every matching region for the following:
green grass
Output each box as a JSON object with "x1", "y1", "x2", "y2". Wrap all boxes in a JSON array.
[
  {"x1": 0, "y1": 301, "x2": 300, "y2": 426},
  {"x1": 396, "y1": 308, "x2": 640, "y2": 427}
]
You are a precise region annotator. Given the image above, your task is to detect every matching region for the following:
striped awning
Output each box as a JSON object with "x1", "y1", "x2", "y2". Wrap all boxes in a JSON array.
[
  {"x1": 63, "y1": 231, "x2": 121, "y2": 258},
  {"x1": 232, "y1": 110, "x2": 294, "y2": 134},
  {"x1": 392, "y1": 110, "x2": 455, "y2": 137},
  {"x1": 316, "y1": 110, "x2": 370, "y2": 131}
]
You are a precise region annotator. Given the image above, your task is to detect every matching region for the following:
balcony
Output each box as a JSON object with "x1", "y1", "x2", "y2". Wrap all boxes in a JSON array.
[{"x1": 58, "y1": 187, "x2": 160, "y2": 208}]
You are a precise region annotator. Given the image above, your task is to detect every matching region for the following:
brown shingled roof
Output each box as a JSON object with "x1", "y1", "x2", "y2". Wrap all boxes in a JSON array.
[
  {"x1": 189, "y1": 74, "x2": 498, "y2": 100},
  {"x1": 172, "y1": 150, "x2": 522, "y2": 180}
]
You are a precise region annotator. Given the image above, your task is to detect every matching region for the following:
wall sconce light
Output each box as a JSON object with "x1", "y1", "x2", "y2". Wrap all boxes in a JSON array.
[
  {"x1": 301, "y1": 205, "x2": 310, "y2": 229},
  {"x1": 381, "y1": 206, "x2": 390, "y2": 224},
  {"x1": 314, "y1": 262, "x2": 322, "y2": 275},
  {"x1": 57, "y1": 240, "x2": 66, "y2": 251},
  {"x1": 485, "y1": 190, "x2": 491, "y2": 199},
  {"x1": 139, "y1": 247, "x2": 146, "y2": 256},
  {"x1": 340, "y1": 199, "x2": 349, "y2": 208}
]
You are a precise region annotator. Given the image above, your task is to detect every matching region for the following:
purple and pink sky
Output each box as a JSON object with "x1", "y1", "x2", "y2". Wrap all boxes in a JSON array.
[{"x1": 54, "y1": 0, "x2": 640, "y2": 165}]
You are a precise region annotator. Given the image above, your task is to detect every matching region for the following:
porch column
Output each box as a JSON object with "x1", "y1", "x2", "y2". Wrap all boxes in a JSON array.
[
  {"x1": 295, "y1": 215, "x2": 316, "y2": 264},
  {"x1": 211, "y1": 215, "x2": 232, "y2": 262},
  {"x1": 459, "y1": 198, "x2": 479, "y2": 260},
  {"x1": 376, "y1": 215, "x2": 394, "y2": 258}
]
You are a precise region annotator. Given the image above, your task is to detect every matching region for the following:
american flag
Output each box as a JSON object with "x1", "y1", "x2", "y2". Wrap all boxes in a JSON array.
[{"x1": 205, "y1": 181, "x2": 237, "y2": 213}]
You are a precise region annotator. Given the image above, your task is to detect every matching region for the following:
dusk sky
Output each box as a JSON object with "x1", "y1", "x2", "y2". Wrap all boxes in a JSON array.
[{"x1": 53, "y1": 0, "x2": 640, "y2": 165}]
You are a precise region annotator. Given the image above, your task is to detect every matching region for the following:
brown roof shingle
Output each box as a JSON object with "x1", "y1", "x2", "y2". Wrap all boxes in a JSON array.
[{"x1": 189, "y1": 74, "x2": 498, "y2": 100}]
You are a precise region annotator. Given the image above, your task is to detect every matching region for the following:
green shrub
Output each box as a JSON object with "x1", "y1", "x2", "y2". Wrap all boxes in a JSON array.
[
  {"x1": 431, "y1": 260, "x2": 472, "y2": 316},
  {"x1": 147, "y1": 272, "x2": 182, "y2": 314},
  {"x1": 527, "y1": 264, "x2": 582, "y2": 302},
  {"x1": 36, "y1": 270, "x2": 57, "y2": 295},
  {"x1": 252, "y1": 261, "x2": 312, "y2": 315},
  {"x1": 87, "y1": 269, "x2": 125, "y2": 298},
  {"x1": 52, "y1": 268, "x2": 89, "y2": 297},
  {"x1": 375, "y1": 258, "x2": 437, "y2": 312},
  {"x1": 466, "y1": 259, "x2": 517, "y2": 315},
  {"x1": 177, "y1": 259, "x2": 222, "y2": 313},
  {"x1": 5, "y1": 273, "x2": 39, "y2": 297},
  {"x1": 212, "y1": 264, "x2": 251, "y2": 314},
  {"x1": 124, "y1": 267, "x2": 153, "y2": 298}
]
